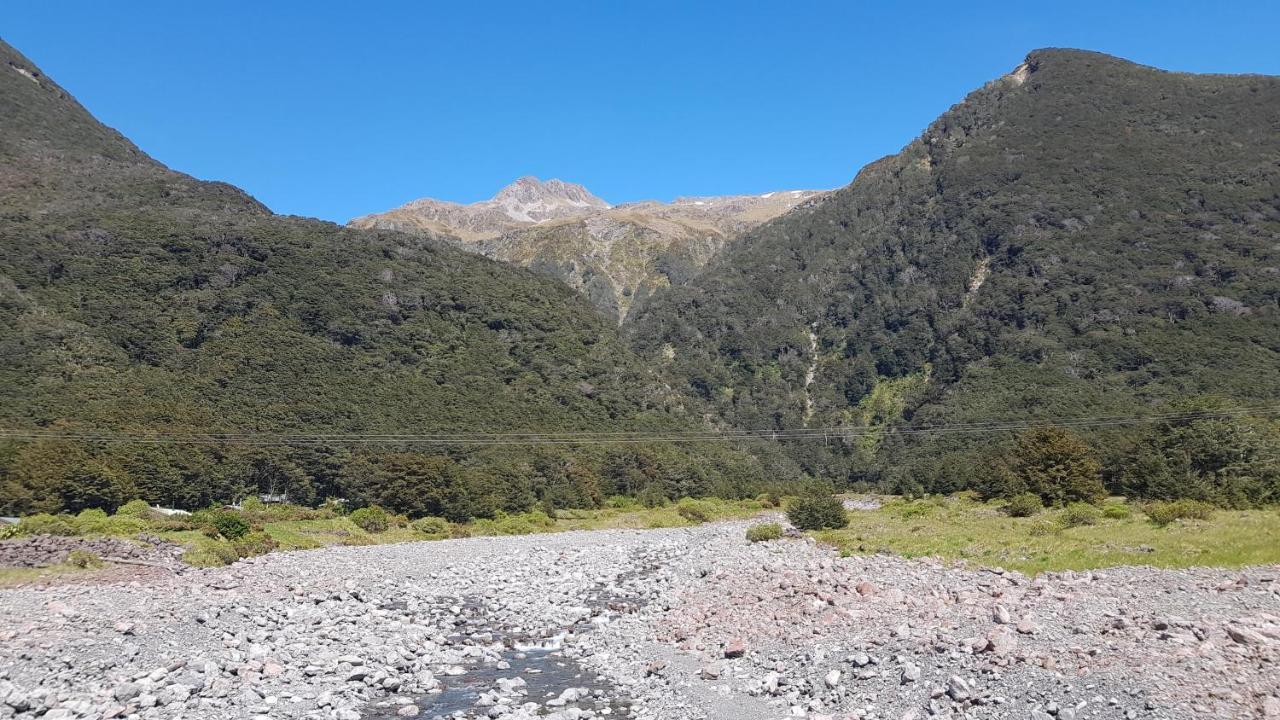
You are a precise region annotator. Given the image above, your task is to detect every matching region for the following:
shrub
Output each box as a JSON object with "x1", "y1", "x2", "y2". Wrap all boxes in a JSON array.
[
  {"x1": 74, "y1": 508, "x2": 148, "y2": 536},
  {"x1": 210, "y1": 511, "x2": 250, "y2": 540},
  {"x1": 675, "y1": 498, "x2": 715, "y2": 523},
  {"x1": 232, "y1": 531, "x2": 279, "y2": 558},
  {"x1": 757, "y1": 491, "x2": 782, "y2": 508},
  {"x1": 1144, "y1": 499, "x2": 1215, "y2": 527},
  {"x1": 1004, "y1": 493, "x2": 1043, "y2": 518},
  {"x1": 349, "y1": 506, "x2": 390, "y2": 533},
  {"x1": 115, "y1": 499, "x2": 155, "y2": 519},
  {"x1": 66, "y1": 549, "x2": 102, "y2": 568},
  {"x1": 1102, "y1": 502, "x2": 1132, "y2": 520},
  {"x1": 17, "y1": 513, "x2": 78, "y2": 536},
  {"x1": 1027, "y1": 519, "x2": 1060, "y2": 537},
  {"x1": 787, "y1": 495, "x2": 849, "y2": 531},
  {"x1": 745, "y1": 523, "x2": 783, "y2": 543},
  {"x1": 340, "y1": 533, "x2": 378, "y2": 546},
  {"x1": 995, "y1": 426, "x2": 1106, "y2": 506},
  {"x1": 190, "y1": 543, "x2": 240, "y2": 566},
  {"x1": 411, "y1": 516, "x2": 451, "y2": 538},
  {"x1": 1059, "y1": 502, "x2": 1102, "y2": 528}
]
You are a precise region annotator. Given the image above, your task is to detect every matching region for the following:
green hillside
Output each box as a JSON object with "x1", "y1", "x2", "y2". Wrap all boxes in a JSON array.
[
  {"x1": 626, "y1": 49, "x2": 1280, "y2": 492},
  {"x1": 0, "y1": 40, "x2": 778, "y2": 515}
]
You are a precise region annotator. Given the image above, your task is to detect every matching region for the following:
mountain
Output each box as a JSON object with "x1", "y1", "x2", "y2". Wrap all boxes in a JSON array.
[
  {"x1": 350, "y1": 177, "x2": 611, "y2": 240},
  {"x1": 0, "y1": 40, "x2": 776, "y2": 515},
  {"x1": 626, "y1": 49, "x2": 1280, "y2": 486},
  {"x1": 353, "y1": 179, "x2": 825, "y2": 320}
]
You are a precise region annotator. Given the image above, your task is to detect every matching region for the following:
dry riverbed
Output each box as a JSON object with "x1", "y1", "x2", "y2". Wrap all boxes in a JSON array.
[{"x1": 0, "y1": 521, "x2": 1277, "y2": 720}]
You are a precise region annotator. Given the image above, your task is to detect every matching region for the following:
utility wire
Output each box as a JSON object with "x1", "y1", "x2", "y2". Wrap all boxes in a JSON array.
[{"x1": 0, "y1": 406, "x2": 1276, "y2": 446}]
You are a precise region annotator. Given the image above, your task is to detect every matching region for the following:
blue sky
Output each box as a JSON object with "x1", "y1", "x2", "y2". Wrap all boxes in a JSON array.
[{"x1": 5, "y1": 1, "x2": 1279, "y2": 222}]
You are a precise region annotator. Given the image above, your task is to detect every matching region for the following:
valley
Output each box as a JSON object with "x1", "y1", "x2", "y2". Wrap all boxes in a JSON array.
[
  {"x1": 2, "y1": 516, "x2": 1277, "y2": 720},
  {"x1": 1, "y1": 18, "x2": 1279, "y2": 720}
]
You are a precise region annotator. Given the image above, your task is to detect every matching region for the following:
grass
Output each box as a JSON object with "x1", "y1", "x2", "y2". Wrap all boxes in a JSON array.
[
  {"x1": 173, "y1": 499, "x2": 766, "y2": 564},
  {"x1": 0, "y1": 563, "x2": 98, "y2": 586},
  {"x1": 817, "y1": 495, "x2": 1280, "y2": 575}
]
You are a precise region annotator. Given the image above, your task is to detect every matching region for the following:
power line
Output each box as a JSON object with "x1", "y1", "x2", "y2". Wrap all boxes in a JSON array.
[{"x1": 0, "y1": 406, "x2": 1276, "y2": 447}]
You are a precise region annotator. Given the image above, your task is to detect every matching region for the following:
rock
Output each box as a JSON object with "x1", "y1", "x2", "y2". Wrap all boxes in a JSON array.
[
  {"x1": 1016, "y1": 618, "x2": 1039, "y2": 635},
  {"x1": 396, "y1": 704, "x2": 419, "y2": 716},
  {"x1": 699, "y1": 665, "x2": 721, "y2": 680},
  {"x1": 850, "y1": 652, "x2": 871, "y2": 667},
  {"x1": 856, "y1": 581, "x2": 879, "y2": 597},
  {"x1": 824, "y1": 669, "x2": 841, "y2": 688},
  {"x1": 1225, "y1": 625, "x2": 1266, "y2": 645},
  {"x1": 112, "y1": 683, "x2": 141, "y2": 702},
  {"x1": 993, "y1": 605, "x2": 1011, "y2": 624},
  {"x1": 986, "y1": 628, "x2": 1017, "y2": 656},
  {"x1": 723, "y1": 638, "x2": 747, "y2": 658},
  {"x1": 946, "y1": 675, "x2": 970, "y2": 702},
  {"x1": 900, "y1": 663, "x2": 921, "y2": 684},
  {"x1": 1262, "y1": 696, "x2": 1280, "y2": 717}
]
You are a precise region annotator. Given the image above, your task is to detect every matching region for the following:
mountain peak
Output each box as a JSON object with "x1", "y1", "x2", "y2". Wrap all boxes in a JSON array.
[{"x1": 492, "y1": 176, "x2": 610, "y2": 213}]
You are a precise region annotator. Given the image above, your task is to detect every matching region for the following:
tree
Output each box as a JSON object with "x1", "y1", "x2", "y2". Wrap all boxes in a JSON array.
[{"x1": 999, "y1": 426, "x2": 1105, "y2": 506}]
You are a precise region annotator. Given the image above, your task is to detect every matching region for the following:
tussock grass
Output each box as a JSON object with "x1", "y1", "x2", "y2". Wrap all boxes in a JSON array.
[{"x1": 818, "y1": 495, "x2": 1280, "y2": 574}]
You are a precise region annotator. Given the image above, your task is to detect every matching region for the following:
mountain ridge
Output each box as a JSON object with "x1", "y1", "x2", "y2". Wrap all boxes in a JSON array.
[
  {"x1": 625, "y1": 47, "x2": 1280, "y2": 484},
  {"x1": 352, "y1": 178, "x2": 826, "y2": 320},
  {"x1": 0, "y1": 38, "x2": 775, "y2": 515}
]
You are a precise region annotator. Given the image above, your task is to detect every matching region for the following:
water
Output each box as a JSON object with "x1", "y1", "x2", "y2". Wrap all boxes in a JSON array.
[{"x1": 364, "y1": 564, "x2": 659, "y2": 719}]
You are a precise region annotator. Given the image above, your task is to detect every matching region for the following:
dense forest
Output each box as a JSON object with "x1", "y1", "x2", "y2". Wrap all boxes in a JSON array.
[
  {"x1": 625, "y1": 49, "x2": 1280, "y2": 503},
  {"x1": 0, "y1": 40, "x2": 790, "y2": 517},
  {"x1": 2, "y1": 43, "x2": 1278, "y2": 517}
]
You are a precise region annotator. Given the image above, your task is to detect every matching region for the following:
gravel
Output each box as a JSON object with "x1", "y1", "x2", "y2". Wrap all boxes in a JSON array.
[{"x1": 0, "y1": 521, "x2": 1277, "y2": 719}]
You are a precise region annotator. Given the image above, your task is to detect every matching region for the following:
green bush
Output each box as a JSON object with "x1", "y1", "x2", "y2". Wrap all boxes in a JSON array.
[
  {"x1": 232, "y1": 531, "x2": 279, "y2": 558},
  {"x1": 17, "y1": 513, "x2": 78, "y2": 536},
  {"x1": 1144, "y1": 499, "x2": 1215, "y2": 526},
  {"x1": 1004, "y1": 493, "x2": 1043, "y2": 517},
  {"x1": 787, "y1": 495, "x2": 849, "y2": 530},
  {"x1": 1059, "y1": 502, "x2": 1102, "y2": 528},
  {"x1": 675, "y1": 498, "x2": 715, "y2": 523},
  {"x1": 745, "y1": 523, "x2": 783, "y2": 543},
  {"x1": 210, "y1": 510, "x2": 250, "y2": 540},
  {"x1": 66, "y1": 549, "x2": 103, "y2": 568},
  {"x1": 349, "y1": 506, "x2": 390, "y2": 533},
  {"x1": 1102, "y1": 502, "x2": 1132, "y2": 520},
  {"x1": 411, "y1": 516, "x2": 451, "y2": 538},
  {"x1": 115, "y1": 499, "x2": 155, "y2": 519},
  {"x1": 74, "y1": 508, "x2": 148, "y2": 536}
]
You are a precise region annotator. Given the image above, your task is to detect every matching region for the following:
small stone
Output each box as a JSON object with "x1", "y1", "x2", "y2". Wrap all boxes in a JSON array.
[
  {"x1": 856, "y1": 581, "x2": 879, "y2": 596},
  {"x1": 946, "y1": 675, "x2": 970, "y2": 702},
  {"x1": 824, "y1": 669, "x2": 841, "y2": 688},
  {"x1": 723, "y1": 638, "x2": 746, "y2": 658},
  {"x1": 993, "y1": 605, "x2": 1011, "y2": 624},
  {"x1": 900, "y1": 663, "x2": 921, "y2": 684},
  {"x1": 396, "y1": 705, "x2": 419, "y2": 717}
]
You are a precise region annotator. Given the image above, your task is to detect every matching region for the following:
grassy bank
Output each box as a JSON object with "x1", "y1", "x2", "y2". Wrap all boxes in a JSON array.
[
  {"x1": 818, "y1": 495, "x2": 1280, "y2": 574},
  {"x1": 0, "y1": 497, "x2": 770, "y2": 581}
]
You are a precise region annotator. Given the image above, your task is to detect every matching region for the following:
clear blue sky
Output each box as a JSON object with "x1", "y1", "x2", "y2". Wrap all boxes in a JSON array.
[{"x1": 5, "y1": 1, "x2": 1279, "y2": 222}]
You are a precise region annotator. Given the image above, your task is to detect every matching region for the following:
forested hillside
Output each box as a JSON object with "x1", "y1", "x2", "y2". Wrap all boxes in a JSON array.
[
  {"x1": 0, "y1": 40, "x2": 780, "y2": 516},
  {"x1": 627, "y1": 49, "x2": 1280, "y2": 497}
]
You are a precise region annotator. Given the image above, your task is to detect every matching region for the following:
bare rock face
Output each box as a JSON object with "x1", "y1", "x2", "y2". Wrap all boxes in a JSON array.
[{"x1": 351, "y1": 178, "x2": 826, "y2": 321}]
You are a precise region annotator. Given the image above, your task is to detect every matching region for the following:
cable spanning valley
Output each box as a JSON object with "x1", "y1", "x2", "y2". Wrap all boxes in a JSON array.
[{"x1": 3, "y1": 405, "x2": 1277, "y2": 446}]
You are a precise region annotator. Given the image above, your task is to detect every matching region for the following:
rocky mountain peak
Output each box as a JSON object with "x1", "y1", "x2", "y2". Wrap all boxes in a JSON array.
[{"x1": 491, "y1": 176, "x2": 610, "y2": 222}]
